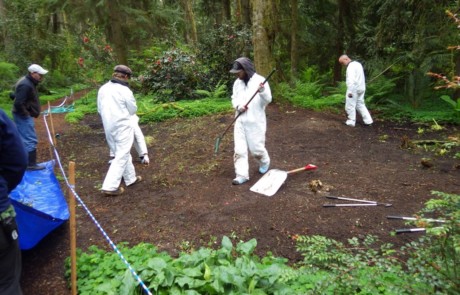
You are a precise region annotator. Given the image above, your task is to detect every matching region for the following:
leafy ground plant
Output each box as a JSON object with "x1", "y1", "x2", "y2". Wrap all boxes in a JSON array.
[
  {"x1": 67, "y1": 236, "x2": 298, "y2": 294},
  {"x1": 67, "y1": 191, "x2": 459, "y2": 294}
]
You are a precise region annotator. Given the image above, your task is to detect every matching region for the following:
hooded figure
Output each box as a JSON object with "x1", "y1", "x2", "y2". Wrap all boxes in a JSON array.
[
  {"x1": 97, "y1": 65, "x2": 142, "y2": 196},
  {"x1": 229, "y1": 57, "x2": 272, "y2": 185}
]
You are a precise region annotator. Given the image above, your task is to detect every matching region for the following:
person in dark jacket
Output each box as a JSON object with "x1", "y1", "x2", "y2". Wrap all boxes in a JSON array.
[
  {"x1": 12, "y1": 64, "x2": 48, "y2": 170},
  {"x1": 0, "y1": 109, "x2": 28, "y2": 295}
]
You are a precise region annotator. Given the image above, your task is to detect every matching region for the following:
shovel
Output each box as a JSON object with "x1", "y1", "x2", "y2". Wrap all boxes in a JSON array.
[{"x1": 250, "y1": 164, "x2": 317, "y2": 197}]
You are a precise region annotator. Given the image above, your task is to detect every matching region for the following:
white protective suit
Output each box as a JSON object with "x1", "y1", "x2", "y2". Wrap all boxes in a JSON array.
[
  {"x1": 345, "y1": 60, "x2": 373, "y2": 126},
  {"x1": 109, "y1": 114, "x2": 148, "y2": 159},
  {"x1": 97, "y1": 79, "x2": 138, "y2": 191},
  {"x1": 232, "y1": 72, "x2": 272, "y2": 180}
]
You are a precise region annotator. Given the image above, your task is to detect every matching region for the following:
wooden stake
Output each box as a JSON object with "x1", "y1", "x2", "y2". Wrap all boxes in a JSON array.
[{"x1": 67, "y1": 161, "x2": 78, "y2": 295}]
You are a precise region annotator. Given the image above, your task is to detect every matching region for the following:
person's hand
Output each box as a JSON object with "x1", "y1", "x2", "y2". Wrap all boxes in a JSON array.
[
  {"x1": 347, "y1": 93, "x2": 353, "y2": 98},
  {"x1": 258, "y1": 83, "x2": 265, "y2": 93},
  {"x1": 238, "y1": 105, "x2": 248, "y2": 113},
  {"x1": 141, "y1": 154, "x2": 150, "y2": 165}
]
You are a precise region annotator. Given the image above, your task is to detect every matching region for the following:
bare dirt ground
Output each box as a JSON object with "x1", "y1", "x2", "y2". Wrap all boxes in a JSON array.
[{"x1": 20, "y1": 93, "x2": 459, "y2": 294}]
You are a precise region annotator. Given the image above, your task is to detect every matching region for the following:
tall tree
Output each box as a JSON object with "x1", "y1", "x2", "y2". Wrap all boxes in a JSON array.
[
  {"x1": 106, "y1": 1, "x2": 128, "y2": 64},
  {"x1": 222, "y1": 0, "x2": 231, "y2": 21},
  {"x1": 290, "y1": 0, "x2": 299, "y2": 79},
  {"x1": 236, "y1": 0, "x2": 251, "y2": 26},
  {"x1": 251, "y1": 0, "x2": 275, "y2": 76},
  {"x1": 181, "y1": 0, "x2": 198, "y2": 44}
]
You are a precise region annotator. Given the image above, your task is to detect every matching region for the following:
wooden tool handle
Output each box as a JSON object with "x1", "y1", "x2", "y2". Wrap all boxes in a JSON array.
[{"x1": 287, "y1": 164, "x2": 317, "y2": 174}]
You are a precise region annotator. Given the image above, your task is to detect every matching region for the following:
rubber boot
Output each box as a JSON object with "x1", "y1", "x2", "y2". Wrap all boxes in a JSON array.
[{"x1": 27, "y1": 149, "x2": 45, "y2": 170}]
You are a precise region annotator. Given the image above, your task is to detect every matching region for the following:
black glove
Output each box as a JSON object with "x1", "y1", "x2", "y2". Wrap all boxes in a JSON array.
[{"x1": 1, "y1": 216, "x2": 19, "y2": 243}]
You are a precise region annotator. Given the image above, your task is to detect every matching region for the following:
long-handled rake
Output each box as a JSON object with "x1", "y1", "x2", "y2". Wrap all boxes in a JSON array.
[{"x1": 214, "y1": 69, "x2": 276, "y2": 154}]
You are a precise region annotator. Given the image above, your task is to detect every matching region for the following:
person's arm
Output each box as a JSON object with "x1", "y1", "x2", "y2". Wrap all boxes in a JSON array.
[
  {"x1": 0, "y1": 111, "x2": 28, "y2": 192},
  {"x1": 252, "y1": 74, "x2": 272, "y2": 107},
  {"x1": 125, "y1": 90, "x2": 138, "y2": 116},
  {"x1": 258, "y1": 80, "x2": 272, "y2": 104},
  {"x1": 231, "y1": 80, "x2": 248, "y2": 112},
  {"x1": 346, "y1": 62, "x2": 361, "y2": 94},
  {"x1": 13, "y1": 83, "x2": 31, "y2": 116}
]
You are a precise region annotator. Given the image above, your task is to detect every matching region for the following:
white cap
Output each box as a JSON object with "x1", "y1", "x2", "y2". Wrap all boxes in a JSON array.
[{"x1": 28, "y1": 64, "x2": 48, "y2": 75}]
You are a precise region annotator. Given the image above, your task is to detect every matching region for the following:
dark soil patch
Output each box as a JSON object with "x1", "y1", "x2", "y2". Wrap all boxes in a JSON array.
[{"x1": 20, "y1": 94, "x2": 460, "y2": 294}]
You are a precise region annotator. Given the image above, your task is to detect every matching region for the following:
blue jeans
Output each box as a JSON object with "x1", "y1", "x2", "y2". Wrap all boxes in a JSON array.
[{"x1": 12, "y1": 113, "x2": 37, "y2": 152}]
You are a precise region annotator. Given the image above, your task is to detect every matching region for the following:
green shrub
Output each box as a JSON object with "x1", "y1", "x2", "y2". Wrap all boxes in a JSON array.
[
  {"x1": 275, "y1": 81, "x2": 342, "y2": 111},
  {"x1": 141, "y1": 47, "x2": 202, "y2": 102},
  {"x1": 0, "y1": 62, "x2": 19, "y2": 92},
  {"x1": 196, "y1": 22, "x2": 252, "y2": 92}
]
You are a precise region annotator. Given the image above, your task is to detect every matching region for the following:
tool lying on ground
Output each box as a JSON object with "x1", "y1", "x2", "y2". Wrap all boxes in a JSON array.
[
  {"x1": 387, "y1": 215, "x2": 445, "y2": 234},
  {"x1": 214, "y1": 69, "x2": 276, "y2": 155},
  {"x1": 387, "y1": 216, "x2": 446, "y2": 223},
  {"x1": 323, "y1": 196, "x2": 392, "y2": 207},
  {"x1": 250, "y1": 164, "x2": 317, "y2": 197},
  {"x1": 394, "y1": 227, "x2": 444, "y2": 234}
]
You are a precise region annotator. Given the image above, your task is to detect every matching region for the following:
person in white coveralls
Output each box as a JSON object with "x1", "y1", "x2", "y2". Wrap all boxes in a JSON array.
[
  {"x1": 229, "y1": 57, "x2": 272, "y2": 185},
  {"x1": 338, "y1": 55, "x2": 373, "y2": 127},
  {"x1": 97, "y1": 65, "x2": 143, "y2": 196}
]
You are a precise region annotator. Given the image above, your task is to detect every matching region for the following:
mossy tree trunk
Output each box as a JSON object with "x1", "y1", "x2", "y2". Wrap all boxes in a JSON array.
[{"x1": 251, "y1": 0, "x2": 275, "y2": 77}]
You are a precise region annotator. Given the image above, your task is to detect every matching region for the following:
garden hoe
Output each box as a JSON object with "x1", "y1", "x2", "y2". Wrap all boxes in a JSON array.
[
  {"x1": 250, "y1": 164, "x2": 317, "y2": 197},
  {"x1": 214, "y1": 68, "x2": 276, "y2": 155}
]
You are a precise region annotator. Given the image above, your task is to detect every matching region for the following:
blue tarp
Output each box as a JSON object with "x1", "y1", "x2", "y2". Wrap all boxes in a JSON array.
[{"x1": 9, "y1": 160, "x2": 69, "y2": 250}]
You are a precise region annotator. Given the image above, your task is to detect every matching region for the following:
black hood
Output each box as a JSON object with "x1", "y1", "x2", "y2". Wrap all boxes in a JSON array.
[{"x1": 234, "y1": 57, "x2": 255, "y2": 79}]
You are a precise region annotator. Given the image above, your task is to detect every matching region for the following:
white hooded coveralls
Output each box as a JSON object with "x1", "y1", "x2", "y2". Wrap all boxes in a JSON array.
[
  {"x1": 232, "y1": 73, "x2": 272, "y2": 179},
  {"x1": 97, "y1": 80, "x2": 138, "y2": 191},
  {"x1": 345, "y1": 60, "x2": 373, "y2": 126}
]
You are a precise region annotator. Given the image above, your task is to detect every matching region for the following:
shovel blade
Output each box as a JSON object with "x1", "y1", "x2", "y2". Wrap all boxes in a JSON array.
[{"x1": 250, "y1": 169, "x2": 288, "y2": 197}]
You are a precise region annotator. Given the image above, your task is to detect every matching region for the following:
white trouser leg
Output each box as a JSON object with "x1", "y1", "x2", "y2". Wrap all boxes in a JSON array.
[
  {"x1": 234, "y1": 123, "x2": 249, "y2": 179},
  {"x1": 356, "y1": 91, "x2": 373, "y2": 125},
  {"x1": 247, "y1": 126, "x2": 269, "y2": 168},
  {"x1": 102, "y1": 127, "x2": 136, "y2": 191},
  {"x1": 345, "y1": 93, "x2": 357, "y2": 126}
]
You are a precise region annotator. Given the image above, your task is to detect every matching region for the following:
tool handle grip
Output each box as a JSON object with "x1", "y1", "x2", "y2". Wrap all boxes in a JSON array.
[
  {"x1": 287, "y1": 164, "x2": 317, "y2": 174},
  {"x1": 387, "y1": 216, "x2": 414, "y2": 220}
]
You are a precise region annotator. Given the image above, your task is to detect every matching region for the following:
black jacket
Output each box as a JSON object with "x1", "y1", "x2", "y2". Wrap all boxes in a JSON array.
[
  {"x1": 12, "y1": 75, "x2": 41, "y2": 118},
  {"x1": 0, "y1": 109, "x2": 27, "y2": 212}
]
